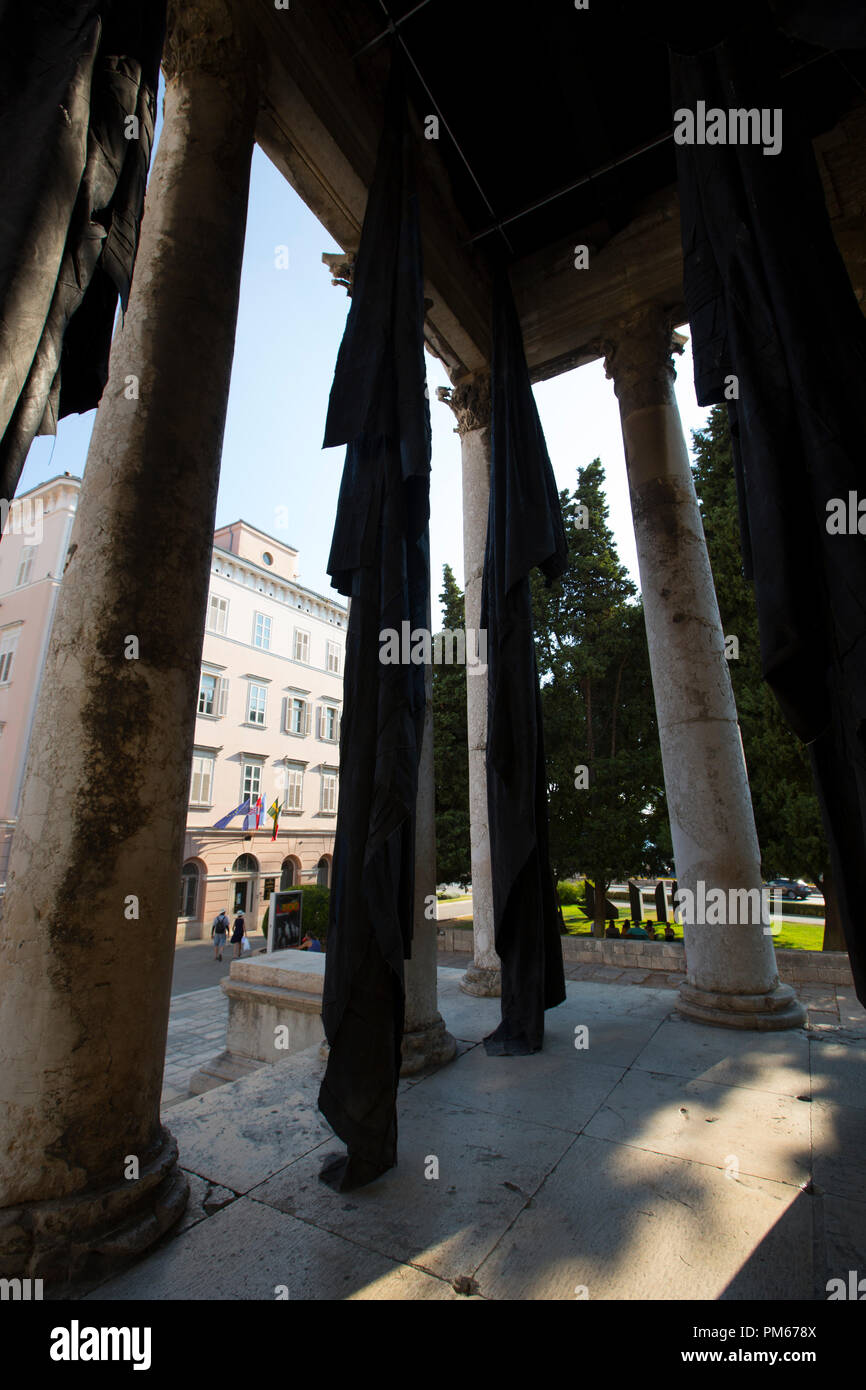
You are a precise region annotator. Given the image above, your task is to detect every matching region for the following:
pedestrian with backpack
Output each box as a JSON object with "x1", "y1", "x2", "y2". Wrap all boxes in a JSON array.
[{"x1": 212, "y1": 909, "x2": 230, "y2": 961}]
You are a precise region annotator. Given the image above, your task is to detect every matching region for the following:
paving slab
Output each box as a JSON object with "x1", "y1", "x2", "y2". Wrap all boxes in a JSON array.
[
  {"x1": 250, "y1": 1089, "x2": 575, "y2": 1283},
  {"x1": 474, "y1": 1134, "x2": 812, "y2": 1301},
  {"x1": 819, "y1": 1192, "x2": 866, "y2": 1299},
  {"x1": 584, "y1": 1068, "x2": 811, "y2": 1185},
  {"x1": 810, "y1": 1036, "x2": 866, "y2": 1110},
  {"x1": 811, "y1": 1099, "x2": 866, "y2": 1203},
  {"x1": 409, "y1": 1038, "x2": 624, "y2": 1134},
  {"x1": 165, "y1": 1045, "x2": 332, "y2": 1193},
  {"x1": 633, "y1": 1016, "x2": 812, "y2": 1097},
  {"x1": 87, "y1": 1195, "x2": 457, "y2": 1301}
]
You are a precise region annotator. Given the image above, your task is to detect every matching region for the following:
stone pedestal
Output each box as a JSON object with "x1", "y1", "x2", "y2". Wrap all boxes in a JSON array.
[
  {"x1": 0, "y1": 2, "x2": 259, "y2": 1279},
  {"x1": 403, "y1": 661, "x2": 457, "y2": 1073},
  {"x1": 604, "y1": 308, "x2": 804, "y2": 1031},
  {"x1": 440, "y1": 373, "x2": 500, "y2": 998}
]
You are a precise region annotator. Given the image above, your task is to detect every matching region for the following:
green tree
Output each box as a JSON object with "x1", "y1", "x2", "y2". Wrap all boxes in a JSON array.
[
  {"x1": 691, "y1": 406, "x2": 838, "y2": 944},
  {"x1": 531, "y1": 460, "x2": 669, "y2": 935},
  {"x1": 432, "y1": 564, "x2": 471, "y2": 886}
]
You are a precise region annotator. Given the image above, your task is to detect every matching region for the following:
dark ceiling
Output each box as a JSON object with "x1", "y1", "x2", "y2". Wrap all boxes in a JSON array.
[{"x1": 328, "y1": 0, "x2": 866, "y2": 264}]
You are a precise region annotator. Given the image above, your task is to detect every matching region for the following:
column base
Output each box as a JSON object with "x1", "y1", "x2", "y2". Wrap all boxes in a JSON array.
[
  {"x1": 677, "y1": 981, "x2": 807, "y2": 1031},
  {"x1": 401, "y1": 1013, "x2": 458, "y2": 1076},
  {"x1": 460, "y1": 964, "x2": 501, "y2": 998},
  {"x1": 0, "y1": 1126, "x2": 188, "y2": 1283}
]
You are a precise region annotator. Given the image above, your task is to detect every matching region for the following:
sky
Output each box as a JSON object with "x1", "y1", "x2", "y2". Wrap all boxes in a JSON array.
[{"x1": 16, "y1": 107, "x2": 712, "y2": 626}]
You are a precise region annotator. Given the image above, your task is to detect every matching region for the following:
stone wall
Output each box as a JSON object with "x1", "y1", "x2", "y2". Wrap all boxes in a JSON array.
[{"x1": 435, "y1": 928, "x2": 853, "y2": 987}]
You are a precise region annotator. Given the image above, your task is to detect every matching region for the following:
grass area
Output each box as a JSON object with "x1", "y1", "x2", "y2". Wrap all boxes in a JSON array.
[
  {"x1": 444, "y1": 907, "x2": 824, "y2": 950},
  {"x1": 437, "y1": 892, "x2": 472, "y2": 901},
  {"x1": 558, "y1": 905, "x2": 823, "y2": 950}
]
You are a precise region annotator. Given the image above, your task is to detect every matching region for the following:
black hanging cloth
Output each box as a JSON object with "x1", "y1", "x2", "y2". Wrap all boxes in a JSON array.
[
  {"x1": 482, "y1": 268, "x2": 568, "y2": 1056},
  {"x1": 317, "y1": 60, "x2": 430, "y2": 1190},
  {"x1": 669, "y1": 15, "x2": 866, "y2": 1003},
  {"x1": 0, "y1": 0, "x2": 165, "y2": 503}
]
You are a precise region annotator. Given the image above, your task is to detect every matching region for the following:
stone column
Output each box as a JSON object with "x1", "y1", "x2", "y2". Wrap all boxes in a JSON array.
[
  {"x1": 603, "y1": 307, "x2": 804, "y2": 1030},
  {"x1": 402, "y1": 662, "x2": 457, "y2": 1074},
  {"x1": 439, "y1": 373, "x2": 500, "y2": 997},
  {"x1": 0, "y1": 0, "x2": 260, "y2": 1280}
]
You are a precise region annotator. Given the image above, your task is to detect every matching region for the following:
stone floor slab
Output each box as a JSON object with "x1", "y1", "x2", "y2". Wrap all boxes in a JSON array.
[
  {"x1": 584, "y1": 1068, "x2": 811, "y2": 1185},
  {"x1": 819, "y1": 1193, "x2": 866, "y2": 1300},
  {"x1": 633, "y1": 1016, "x2": 812, "y2": 1097},
  {"x1": 811, "y1": 1099, "x2": 866, "y2": 1203},
  {"x1": 87, "y1": 1195, "x2": 457, "y2": 1301},
  {"x1": 410, "y1": 1039, "x2": 623, "y2": 1134},
  {"x1": 165, "y1": 1046, "x2": 332, "y2": 1193},
  {"x1": 810, "y1": 1037, "x2": 866, "y2": 1110},
  {"x1": 474, "y1": 1134, "x2": 813, "y2": 1301},
  {"x1": 250, "y1": 1089, "x2": 575, "y2": 1283}
]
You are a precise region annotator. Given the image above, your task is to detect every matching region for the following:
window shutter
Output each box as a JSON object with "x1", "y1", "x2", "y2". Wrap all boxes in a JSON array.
[
  {"x1": 303, "y1": 701, "x2": 311, "y2": 736},
  {"x1": 217, "y1": 678, "x2": 229, "y2": 717},
  {"x1": 282, "y1": 696, "x2": 289, "y2": 733},
  {"x1": 316, "y1": 706, "x2": 322, "y2": 739}
]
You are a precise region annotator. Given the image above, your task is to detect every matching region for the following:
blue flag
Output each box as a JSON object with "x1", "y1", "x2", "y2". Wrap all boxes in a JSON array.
[{"x1": 213, "y1": 797, "x2": 252, "y2": 830}]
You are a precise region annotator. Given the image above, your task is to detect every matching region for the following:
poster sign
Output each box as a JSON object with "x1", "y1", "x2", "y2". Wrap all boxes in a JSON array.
[{"x1": 268, "y1": 890, "x2": 303, "y2": 952}]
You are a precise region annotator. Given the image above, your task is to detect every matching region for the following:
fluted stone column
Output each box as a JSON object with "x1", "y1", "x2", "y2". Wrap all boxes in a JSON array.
[
  {"x1": 0, "y1": 0, "x2": 260, "y2": 1280},
  {"x1": 402, "y1": 662, "x2": 457, "y2": 1074},
  {"x1": 604, "y1": 307, "x2": 805, "y2": 1030},
  {"x1": 440, "y1": 373, "x2": 500, "y2": 998}
]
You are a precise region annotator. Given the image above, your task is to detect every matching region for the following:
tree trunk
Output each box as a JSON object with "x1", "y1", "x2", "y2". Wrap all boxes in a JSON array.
[
  {"x1": 593, "y1": 876, "x2": 607, "y2": 938},
  {"x1": 821, "y1": 862, "x2": 846, "y2": 951}
]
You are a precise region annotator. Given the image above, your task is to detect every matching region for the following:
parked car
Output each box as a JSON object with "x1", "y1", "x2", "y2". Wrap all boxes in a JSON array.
[{"x1": 766, "y1": 877, "x2": 811, "y2": 900}]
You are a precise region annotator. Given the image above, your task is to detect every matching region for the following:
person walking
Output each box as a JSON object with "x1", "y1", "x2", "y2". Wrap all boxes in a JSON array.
[
  {"x1": 231, "y1": 910, "x2": 246, "y2": 959},
  {"x1": 211, "y1": 908, "x2": 230, "y2": 961}
]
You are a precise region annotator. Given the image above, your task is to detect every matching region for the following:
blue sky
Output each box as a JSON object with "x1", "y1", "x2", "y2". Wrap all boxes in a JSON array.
[{"x1": 17, "y1": 114, "x2": 711, "y2": 624}]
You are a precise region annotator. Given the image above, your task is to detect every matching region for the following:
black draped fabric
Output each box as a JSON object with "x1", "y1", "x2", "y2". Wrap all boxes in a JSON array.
[
  {"x1": 670, "y1": 20, "x2": 866, "y2": 1003},
  {"x1": 482, "y1": 270, "x2": 567, "y2": 1056},
  {"x1": 317, "y1": 64, "x2": 430, "y2": 1190},
  {"x1": 0, "y1": 0, "x2": 165, "y2": 503}
]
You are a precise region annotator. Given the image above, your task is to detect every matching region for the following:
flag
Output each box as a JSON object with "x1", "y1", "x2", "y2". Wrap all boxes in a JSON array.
[
  {"x1": 243, "y1": 794, "x2": 263, "y2": 831},
  {"x1": 268, "y1": 797, "x2": 280, "y2": 841},
  {"x1": 213, "y1": 797, "x2": 253, "y2": 830}
]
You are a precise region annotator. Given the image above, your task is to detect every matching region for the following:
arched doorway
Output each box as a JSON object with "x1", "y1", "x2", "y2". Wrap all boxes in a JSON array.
[
  {"x1": 231, "y1": 853, "x2": 259, "y2": 914},
  {"x1": 280, "y1": 855, "x2": 300, "y2": 890},
  {"x1": 316, "y1": 855, "x2": 331, "y2": 888},
  {"x1": 179, "y1": 861, "x2": 199, "y2": 919}
]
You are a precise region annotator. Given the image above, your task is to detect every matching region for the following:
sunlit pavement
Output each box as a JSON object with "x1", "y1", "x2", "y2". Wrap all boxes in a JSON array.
[{"x1": 94, "y1": 966, "x2": 866, "y2": 1300}]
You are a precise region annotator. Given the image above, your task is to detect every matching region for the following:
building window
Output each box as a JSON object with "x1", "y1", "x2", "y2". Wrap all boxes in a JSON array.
[
  {"x1": 179, "y1": 863, "x2": 199, "y2": 918},
  {"x1": 317, "y1": 856, "x2": 331, "y2": 887},
  {"x1": 283, "y1": 763, "x2": 304, "y2": 812},
  {"x1": 327, "y1": 640, "x2": 341, "y2": 674},
  {"x1": 242, "y1": 762, "x2": 262, "y2": 802},
  {"x1": 321, "y1": 771, "x2": 337, "y2": 813},
  {"x1": 198, "y1": 672, "x2": 217, "y2": 715},
  {"x1": 247, "y1": 683, "x2": 267, "y2": 725},
  {"x1": 0, "y1": 631, "x2": 19, "y2": 686},
  {"x1": 207, "y1": 595, "x2": 228, "y2": 635},
  {"x1": 253, "y1": 612, "x2": 272, "y2": 650},
  {"x1": 262, "y1": 552, "x2": 273, "y2": 566},
  {"x1": 293, "y1": 628, "x2": 310, "y2": 663},
  {"x1": 15, "y1": 546, "x2": 36, "y2": 588},
  {"x1": 286, "y1": 696, "x2": 310, "y2": 736},
  {"x1": 198, "y1": 672, "x2": 228, "y2": 717},
  {"x1": 190, "y1": 752, "x2": 215, "y2": 806},
  {"x1": 317, "y1": 705, "x2": 339, "y2": 742}
]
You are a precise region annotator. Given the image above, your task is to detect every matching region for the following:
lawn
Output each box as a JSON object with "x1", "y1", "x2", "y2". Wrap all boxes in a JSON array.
[{"x1": 444, "y1": 906, "x2": 824, "y2": 951}]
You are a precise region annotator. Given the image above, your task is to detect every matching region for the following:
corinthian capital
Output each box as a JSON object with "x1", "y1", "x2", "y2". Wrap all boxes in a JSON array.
[
  {"x1": 601, "y1": 306, "x2": 686, "y2": 416},
  {"x1": 162, "y1": 0, "x2": 259, "y2": 86},
  {"x1": 437, "y1": 370, "x2": 491, "y2": 436}
]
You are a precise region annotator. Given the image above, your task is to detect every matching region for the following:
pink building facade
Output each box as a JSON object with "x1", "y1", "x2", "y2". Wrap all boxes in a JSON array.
[{"x1": 0, "y1": 485, "x2": 345, "y2": 935}]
